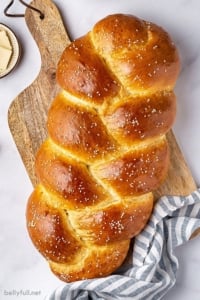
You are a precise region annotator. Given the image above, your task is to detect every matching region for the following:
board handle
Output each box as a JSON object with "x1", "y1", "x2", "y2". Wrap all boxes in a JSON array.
[{"x1": 25, "y1": 0, "x2": 71, "y2": 67}]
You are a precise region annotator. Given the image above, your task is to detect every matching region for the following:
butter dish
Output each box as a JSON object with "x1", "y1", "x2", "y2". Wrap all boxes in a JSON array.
[{"x1": 0, "y1": 23, "x2": 20, "y2": 78}]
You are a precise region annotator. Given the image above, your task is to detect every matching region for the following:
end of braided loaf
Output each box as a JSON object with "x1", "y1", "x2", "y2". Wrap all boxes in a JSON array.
[{"x1": 26, "y1": 14, "x2": 180, "y2": 282}]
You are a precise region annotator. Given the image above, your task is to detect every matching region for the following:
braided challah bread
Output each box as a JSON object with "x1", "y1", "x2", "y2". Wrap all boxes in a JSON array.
[{"x1": 26, "y1": 14, "x2": 180, "y2": 282}]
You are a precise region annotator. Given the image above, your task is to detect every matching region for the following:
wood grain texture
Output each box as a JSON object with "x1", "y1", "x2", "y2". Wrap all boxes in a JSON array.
[
  {"x1": 8, "y1": 0, "x2": 197, "y2": 201},
  {"x1": 8, "y1": 0, "x2": 70, "y2": 185}
]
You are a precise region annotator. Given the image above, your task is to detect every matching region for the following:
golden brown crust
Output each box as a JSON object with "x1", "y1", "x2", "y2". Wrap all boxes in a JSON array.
[
  {"x1": 35, "y1": 140, "x2": 108, "y2": 208},
  {"x1": 103, "y1": 91, "x2": 176, "y2": 143},
  {"x1": 49, "y1": 239, "x2": 130, "y2": 282},
  {"x1": 47, "y1": 92, "x2": 117, "y2": 163},
  {"x1": 69, "y1": 193, "x2": 153, "y2": 245},
  {"x1": 57, "y1": 35, "x2": 120, "y2": 103},
  {"x1": 26, "y1": 14, "x2": 180, "y2": 283},
  {"x1": 91, "y1": 14, "x2": 180, "y2": 93},
  {"x1": 26, "y1": 186, "x2": 81, "y2": 263},
  {"x1": 93, "y1": 137, "x2": 169, "y2": 197}
]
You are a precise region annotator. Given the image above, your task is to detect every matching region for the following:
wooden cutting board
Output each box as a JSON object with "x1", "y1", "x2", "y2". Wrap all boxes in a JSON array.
[{"x1": 8, "y1": 0, "x2": 197, "y2": 201}]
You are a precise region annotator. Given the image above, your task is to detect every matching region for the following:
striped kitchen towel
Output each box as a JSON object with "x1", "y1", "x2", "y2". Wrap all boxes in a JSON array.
[{"x1": 46, "y1": 189, "x2": 200, "y2": 300}]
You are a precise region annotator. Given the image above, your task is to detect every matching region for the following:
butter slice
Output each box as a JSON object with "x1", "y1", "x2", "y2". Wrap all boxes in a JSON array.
[
  {"x1": 0, "y1": 46, "x2": 12, "y2": 71},
  {"x1": 0, "y1": 30, "x2": 13, "y2": 72},
  {"x1": 0, "y1": 30, "x2": 12, "y2": 50}
]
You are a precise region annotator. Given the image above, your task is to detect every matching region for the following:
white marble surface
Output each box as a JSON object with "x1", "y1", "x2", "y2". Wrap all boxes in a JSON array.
[{"x1": 0, "y1": 0, "x2": 200, "y2": 299}]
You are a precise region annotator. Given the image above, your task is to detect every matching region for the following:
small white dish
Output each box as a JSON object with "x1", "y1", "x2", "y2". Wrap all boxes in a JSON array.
[{"x1": 0, "y1": 23, "x2": 20, "y2": 78}]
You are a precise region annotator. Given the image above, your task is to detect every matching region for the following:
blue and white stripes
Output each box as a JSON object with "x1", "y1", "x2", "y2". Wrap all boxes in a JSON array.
[{"x1": 46, "y1": 189, "x2": 200, "y2": 300}]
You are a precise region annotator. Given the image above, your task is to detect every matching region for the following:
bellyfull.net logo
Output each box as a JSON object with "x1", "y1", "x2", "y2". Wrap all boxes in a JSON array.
[{"x1": 3, "y1": 289, "x2": 41, "y2": 297}]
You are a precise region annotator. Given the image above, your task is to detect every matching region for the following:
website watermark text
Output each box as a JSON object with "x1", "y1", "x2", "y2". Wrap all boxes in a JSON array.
[{"x1": 3, "y1": 289, "x2": 41, "y2": 297}]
